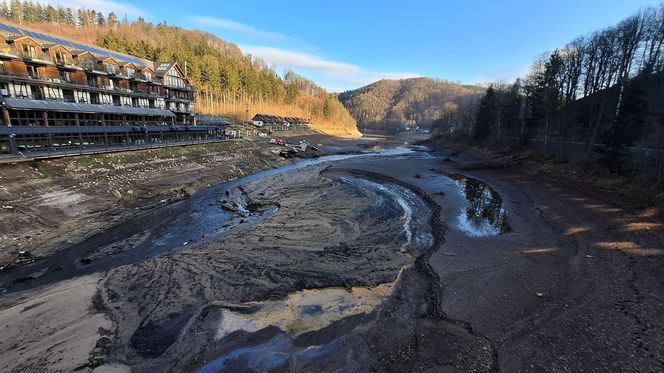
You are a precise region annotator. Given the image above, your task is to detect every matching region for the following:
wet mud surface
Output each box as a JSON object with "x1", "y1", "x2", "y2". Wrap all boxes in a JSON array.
[{"x1": 1, "y1": 138, "x2": 664, "y2": 372}]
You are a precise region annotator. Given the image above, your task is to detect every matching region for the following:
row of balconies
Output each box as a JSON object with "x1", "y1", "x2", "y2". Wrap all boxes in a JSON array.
[
  {"x1": 0, "y1": 46, "x2": 195, "y2": 91},
  {"x1": 0, "y1": 73, "x2": 195, "y2": 102},
  {"x1": 6, "y1": 90, "x2": 196, "y2": 113}
]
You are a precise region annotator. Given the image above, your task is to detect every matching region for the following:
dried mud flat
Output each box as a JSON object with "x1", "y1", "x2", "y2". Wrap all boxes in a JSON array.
[{"x1": 1, "y1": 137, "x2": 664, "y2": 372}]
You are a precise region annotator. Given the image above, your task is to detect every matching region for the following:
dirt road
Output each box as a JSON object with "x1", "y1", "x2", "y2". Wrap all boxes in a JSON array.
[{"x1": 0, "y1": 138, "x2": 662, "y2": 372}]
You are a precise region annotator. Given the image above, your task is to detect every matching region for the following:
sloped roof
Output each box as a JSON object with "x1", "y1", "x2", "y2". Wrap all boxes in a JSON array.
[
  {"x1": 0, "y1": 21, "x2": 151, "y2": 67},
  {"x1": 252, "y1": 114, "x2": 310, "y2": 123},
  {"x1": 3, "y1": 98, "x2": 175, "y2": 117},
  {"x1": 155, "y1": 61, "x2": 186, "y2": 78}
]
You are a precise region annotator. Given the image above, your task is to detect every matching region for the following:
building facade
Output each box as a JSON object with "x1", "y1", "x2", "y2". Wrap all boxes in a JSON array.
[{"x1": 0, "y1": 22, "x2": 215, "y2": 158}]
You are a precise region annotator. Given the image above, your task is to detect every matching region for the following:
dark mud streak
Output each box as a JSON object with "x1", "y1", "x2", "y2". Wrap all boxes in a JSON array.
[
  {"x1": 92, "y1": 160, "x2": 420, "y2": 371},
  {"x1": 326, "y1": 167, "x2": 499, "y2": 371},
  {"x1": 168, "y1": 165, "x2": 457, "y2": 372}
]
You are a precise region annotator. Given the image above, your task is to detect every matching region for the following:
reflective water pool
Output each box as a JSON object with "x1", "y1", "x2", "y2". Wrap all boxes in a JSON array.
[{"x1": 450, "y1": 174, "x2": 511, "y2": 237}]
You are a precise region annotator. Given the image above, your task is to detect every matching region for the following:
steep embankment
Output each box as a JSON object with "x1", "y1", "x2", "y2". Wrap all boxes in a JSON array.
[{"x1": 339, "y1": 77, "x2": 483, "y2": 132}]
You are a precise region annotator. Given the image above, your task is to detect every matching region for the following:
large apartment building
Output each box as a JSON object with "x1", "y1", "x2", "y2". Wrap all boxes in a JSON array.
[{"x1": 0, "y1": 22, "x2": 218, "y2": 158}]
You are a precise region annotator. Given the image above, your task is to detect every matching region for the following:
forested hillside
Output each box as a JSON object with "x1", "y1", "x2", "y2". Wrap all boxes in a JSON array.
[
  {"x1": 436, "y1": 4, "x2": 664, "y2": 181},
  {"x1": 0, "y1": 0, "x2": 360, "y2": 137},
  {"x1": 338, "y1": 78, "x2": 483, "y2": 133}
]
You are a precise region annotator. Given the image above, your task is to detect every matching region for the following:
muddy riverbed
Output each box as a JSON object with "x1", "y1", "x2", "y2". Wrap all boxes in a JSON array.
[{"x1": 1, "y1": 139, "x2": 663, "y2": 372}]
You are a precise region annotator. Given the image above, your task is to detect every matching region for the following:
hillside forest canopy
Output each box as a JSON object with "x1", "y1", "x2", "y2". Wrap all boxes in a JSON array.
[
  {"x1": 0, "y1": 0, "x2": 359, "y2": 137},
  {"x1": 435, "y1": 4, "x2": 664, "y2": 181},
  {"x1": 338, "y1": 77, "x2": 484, "y2": 133}
]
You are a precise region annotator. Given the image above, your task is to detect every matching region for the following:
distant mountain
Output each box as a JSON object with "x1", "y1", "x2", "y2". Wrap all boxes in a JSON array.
[{"x1": 338, "y1": 78, "x2": 484, "y2": 132}]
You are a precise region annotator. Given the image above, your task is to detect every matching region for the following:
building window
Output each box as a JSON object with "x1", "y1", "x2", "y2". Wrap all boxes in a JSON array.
[
  {"x1": 0, "y1": 82, "x2": 9, "y2": 97},
  {"x1": 55, "y1": 51, "x2": 67, "y2": 65},
  {"x1": 144, "y1": 72, "x2": 152, "y2": 81},
  {"x1": 62, "y1": 89, "x2": 75, "y2": 102},
  {"x1": 84, "y1": 59, "x2": 95, "y2": 71},
  {"x1": 30, "y1": 85, "x2": 43, "y2": 100},
  {"x1": 75, "y1": 90, "x2": 88, "y2": 103},
  {"x1": 27, "y1": 65, "x2": 39, "y2": 79},
  {"x1": 126, "y1": 67, "x2": 135, "y2": 78},
  {"x1": 59, "y1": 70, "x2": 70, "y2": 83},
  {"x1": 22, "y1": 44, "x2": 36, "y2": 58},
  {"x1": 90, "y1": 92, "x2": 100, "y2": 104},
  {"x1": 106, "y1": 64, "x2": 116, "y2": 74}
]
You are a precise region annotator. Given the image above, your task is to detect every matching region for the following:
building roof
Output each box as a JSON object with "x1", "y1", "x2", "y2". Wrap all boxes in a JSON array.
[
  {"x1": 252, "y1": 114, "x2": 309, "y2": 124},
  {"x1": 155, "y1": 62, "x2": 186, "y2": 78},
  {"x1": 40, "y1": 42, "x2": 62, "y2": 50},
  {"x1": 2, "y1": 98, "x2": 176, "y2": 117},
  {"x1": 0, "y1": 21, "x2": 151, "y2": 67},
  {"x1": 97, "y1": 56, "x2": 119, "y2": 64}
]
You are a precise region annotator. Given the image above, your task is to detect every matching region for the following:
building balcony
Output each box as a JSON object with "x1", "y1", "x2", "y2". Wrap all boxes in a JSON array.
[
  {"x1": 0, "y1": 72, "x2": 192, "y2": 104},
  {"x1": 21, "y1": 51, "x2": 53, "y2": 65},
  {"x1": 128, "y1": 73, "x2": 150, "y2": 82},
  {"x1": 109, "y1": 71, "x2": 130, "y2": 79},
  {"x1": 55, "y1": 60, "x2": 84, "y2": 71},
  {"x1": 169, "y1": 106, "x2": 194, "y2": 114},
  {"x1": 84, "y1": 65, "x2": 108, "y2": 75},
  {"x1": 161, "y1": 80, "x2": 195, "y2": 91},
  {"x1": 87, "y1": 81, "x2": 113, "y2": 90}
]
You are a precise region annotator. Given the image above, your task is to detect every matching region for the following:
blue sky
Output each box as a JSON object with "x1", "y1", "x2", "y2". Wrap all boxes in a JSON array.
[{"x1": 40, "y1": 0, "x2": 661, "y2": 91}]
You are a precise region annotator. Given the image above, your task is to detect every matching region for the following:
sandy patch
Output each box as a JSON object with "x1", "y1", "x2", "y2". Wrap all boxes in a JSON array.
[{"x1": 0, "y1": 275, "x2": 110, "y2": 372}]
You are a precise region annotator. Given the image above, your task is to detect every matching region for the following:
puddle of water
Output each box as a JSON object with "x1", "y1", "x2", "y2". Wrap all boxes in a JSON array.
[
  {"x1": 198, "y1": 333, "x2": 345, "y2": 373},
  {"x1": 201, "y1": 268, "x2": 407, "y2": 373},
  {"x1": 215, "y1": 270, "x2": 404, "y2": 339},
  {"x1": 450, "y1": 175, "x2": 511, "y2": 237}
]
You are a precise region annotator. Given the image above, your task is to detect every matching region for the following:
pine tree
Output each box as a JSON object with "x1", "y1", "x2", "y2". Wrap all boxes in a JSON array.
[
  {"x1": 45, "y1": 5, "x2": 58, "y2": 23},
  {"x1": 19, "y1": 0, "x2": 30, "y2": 22},
  {"x1": 0, "y1": 1, "x2": 9, "y2": 19},
  {"x1": 64, "y1": 8, "x2": 75, "y2": 25},
  {"x1": 107, "y1": 12, "x2": 118, "y2": 28},
  {"x1": 56, "y1": 6, "x2": 66, "y2": 23},
  {"x1": 475, "y1": 87, "x2": 497, "y2": 143},
  {"x1": 96, "y1": 12, "x2": 105, "y2": 26},
  {"x1": 285, "y1": 82, "x2": 299, "y2": 104},
  {"x1": 10, "y1": 0, "x2": 21, "y2": 22},
  {"x1": 77, "y1": 8, "x2": 86, "y2": 27},
  {"x1": 33, "y1": 1, "x2": 44, "y2": 22}
]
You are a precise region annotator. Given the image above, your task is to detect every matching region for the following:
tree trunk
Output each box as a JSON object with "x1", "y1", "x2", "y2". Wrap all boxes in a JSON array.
[
  {"x1": 657, "y1": 118, "x2": 664, "y2": 184},
  {"x1": 584, "y1": 97, "x2": 607, "y2": 167},
  {"x1": 556, "y1": 108, "x2": 568, "y2": 162},
  {"x1": 544, "y1": 115, "x2": 550, "y2": 157}
]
